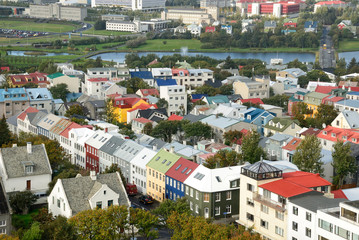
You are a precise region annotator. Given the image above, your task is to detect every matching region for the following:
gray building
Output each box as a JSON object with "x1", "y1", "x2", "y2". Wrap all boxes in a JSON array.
[
  {"x1": 0, "y1": 181, "x2": 11, "y2": 235},
  {"x1": 102, "y1": 14, "x2": 129, "y2": 21},
  {"x1": 29, "y1": 4, "x2": 87, "y2": 21},
  {"x1": 99, "y1": 136, "x2": 125, "y2": 172},
  {"x1": 265, "y1": 133, "x2": 293, "y2": 161},
  {"x1": 83, "y1": 100, "x2": 106, "y2": 120}
]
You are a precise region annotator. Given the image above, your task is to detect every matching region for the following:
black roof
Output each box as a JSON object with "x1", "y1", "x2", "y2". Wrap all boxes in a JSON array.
[
  {"x1": 205, "y1": 79, "x2": 222, "y2": 88},
  {"x1": 290, "y1": 191, "x2": 345, "y2": 212},
  {"x1": 243, "y1": 161, "x2": 281, "y2": 174},
  {"x1": 138, "y1": 108, "x2": 168, "y2": 119}
]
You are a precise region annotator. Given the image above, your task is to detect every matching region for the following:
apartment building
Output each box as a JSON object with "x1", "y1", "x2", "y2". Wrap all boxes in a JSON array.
[
  {"x1": 106, "y1": 21, "x2": 136, "y2": 32},
  {"x1": 29, "y1": 4, "x2": 87, "y2": 21},
  {"x1": 160, "y1": 85, "x2": 187, "y2": 115},
  {"x1": 172, "y1": 69, "x2": 214, "y2": 88},
  {"x1": 85, "y1": 131, "x2": 113, "y2": 173},
  {"x1": 98, "y1": 136, "x2": 125, "y2": 173},
  {"x1": 233, "y1": 77, "x2": 270, "y2": 99},
  {"x1": 86, "y1": 68, "x2": 118, "y2": 81},
  {"x1": 161, "y1": 7, "x2": 219, "y2": 25},
  {"x1": 27, "y1": 88, "x2": 54, "y2": 113},
  {"x1": 0, "y1": 88, "x2": 29, "y2": 118},
  {"x1": 69, "y1": 128, "x2": 95, "y2": 169}
]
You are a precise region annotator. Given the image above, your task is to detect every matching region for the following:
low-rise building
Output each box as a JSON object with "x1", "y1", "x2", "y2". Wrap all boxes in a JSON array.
[
  {"x1": 331, "y1": 110, "x2": 359, "y2": 129},
  {"x1": 98, "y1": 136, "x2": 125, "y2": 173},
  {"x1": 233, "y1": 76, "x2": 270, "y2": 99},
  {"x1": 303, "y1": 92, "x2": 329, "y2": 118},
  {"x1": 263, "y1": 117, "x2": 301, "y2": 137},
  {"x1": 47, "y1": 72, "x2": 81, "y2": 93},
  {"x1": 265, "y1": 133, "x2": 293, "y2": 161},
  {"x1": 0, "y1": 88, "x2": 29, "y2": 118},
  {"x1": 314, "y1": 0, "x2": 348, "y2": 13},
  {"x1": 0, "y1": 181, "x2": 11, "y2": 235},
  {"x1": 317, "y1": 125, "x2": 359, "y2": 151},
  {"x1": 69, "y1": 127, "x2": 95, "y2": 169},
  {"x1": 29, "y1": 4, "x2": 87, "y2": 21},
  {"x1": 335, "y1": 99, "x2": 359, "y2": 112},
  {"x1": 8, "y1": 72, "x2": 48, "y2": 88},
  {"x1": 161, "y1": 7, "x2": 219, "y2": 25},
  {"x1": 26, "y1": 88, "x2": 53, "y2": 113},
  {"x1": 276, "y1": 68, "x2": 306, "y2": 79}
]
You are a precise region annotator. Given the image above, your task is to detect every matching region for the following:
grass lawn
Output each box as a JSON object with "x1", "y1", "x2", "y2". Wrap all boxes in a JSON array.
[
  {"x1": 0, "y1": 35, "x2": 93, "y2": 45},
  {"x1": 13, "y1": 209, "x2": 40, "y2": 229},
  {"x1": 338, "y1": 39, "x2": 359, "y2": 52},
  {"x1": 82, "y1": 29, "x2": 133, "y2": 36},
  {"x1": 0, "y1": 19, "x2": 79, "y2": 33}
]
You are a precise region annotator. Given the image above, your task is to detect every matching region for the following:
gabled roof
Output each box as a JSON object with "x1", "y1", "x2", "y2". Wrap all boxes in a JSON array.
[
  {"x1": 300, "y1": 127, "x2": 321, "y2": 137},
  {"x1": 146, "y1": 149, "x2": 181, "y2": 174},
  {"x1": 205, "y1": 95, "x2": 229, "y2": 104},
  {"x1": 138, "y1": 89, "x2": 159, "y2": 97},
  {"x1": 99, "y1": 136, "x2": 126, "y2": 155},
  {"x1": 282, "y1": 137, "x2": 301, "y2": 151},
  {"x1": 49, "y1": 118, "x2": 72, "y2": 135},
  {"x1": 8, "y1": 72, "x2": 48, "y2": 86},
  {"x1": 200, "y1": 115, "x2": 240, "y2": 129},
  {"x1": 260, "y1": 179, "x2": 312, "y2": 198},
  {"x1": 166, "y1": 157, "x2": 199, "y2": 182},
  {"x1": 315, "y1": 0, "x2": 345, "y2": 5},
  {"x1": 132, "y1": 117, "x2": 153, "y2": 124},
  {"x1": 332, "y1": 187, "x2": 359, "y2": 201},
  {"x1": 137, "y1": 108, "x2": 168, "y2": 121},
  {"x1": 315, "y1": 86, "x2": 339, "y2": 94},
  {"x1": 191, "y1": 94, "x2": 208, "y2": 100},
  {"x1": 335, "y1": 99, "x2": 359, "y2": 108},
  {"x1": 60, "y1": 122, "x2": 83, "y2": 138},
  {"x1": 168, "y1": 114, "x2": 183, "y2": 121},
  {"x1": 340, "y1": 110, "x2": 359, "y2": 128},
  {"x1": 60, "y1": 172, "x2": 129, "y2": 215},
  {"x1": 37, "y1": 113, "x2": 62, "y2": 131},
  {"x1": 130, "y1": 71, "x2": 153, "y2": 79},
  {"x1": 317, "y1": 125, "x2": 359, "y2": 144},
  {"x1": 182, "y1": 114, "x2": 207, "y2": 123},
  {"x1": 283, "y1": 171, "x2": 331, "y2": 188},
  {"x1": 26, "y1": 88, "x2": 53, "y2": 101},
  {"x1": 112, "y1": 139, "x2": 144, "y2": 163},
  {"x1": 242, "y1": 161, "x2": 281, "y2": 174},
  {"x1": 29, "y1": 111, "x2": 48, "y2": 126},
  {"x1": 127, "y1": 103, "x2": 156, "y2": 113},
  {"x1": 131, "y1": 148, "x2": 157, "y2": 169},
  {"x1": 0, "y1": 88, "x2": 28, "y2": 102},
  {"x1": 18, "y1": 106, "x2": 39, "y2": 121},
  {"x1": 265, "y1": 117, "x2": 299, "y2": 132}
]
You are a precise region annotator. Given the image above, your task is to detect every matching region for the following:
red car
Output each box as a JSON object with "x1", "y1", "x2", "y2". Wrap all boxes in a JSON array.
[{"x1": 126, "y1": 183, "x2": 138, "y2": 196}]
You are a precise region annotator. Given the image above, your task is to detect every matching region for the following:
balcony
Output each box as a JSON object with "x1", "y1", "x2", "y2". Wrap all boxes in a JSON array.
[{"x1": 253, "y1": 193, "x2": 286, "y2": 212}]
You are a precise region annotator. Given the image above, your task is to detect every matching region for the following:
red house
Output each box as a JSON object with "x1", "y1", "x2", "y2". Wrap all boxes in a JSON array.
[{"x1": 205, "y1": 26, "x2": 216, "y2": 33}]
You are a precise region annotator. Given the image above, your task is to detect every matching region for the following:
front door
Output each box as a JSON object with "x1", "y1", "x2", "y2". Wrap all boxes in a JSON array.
[
  {"x1": 204, "y1": 207, "x2": 209, "y2": 218},
  {"x1": 26, "y1": 180, "x2": 31, "y2": 190}
]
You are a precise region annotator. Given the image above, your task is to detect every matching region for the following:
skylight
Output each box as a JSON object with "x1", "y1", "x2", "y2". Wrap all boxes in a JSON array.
[
  {"x1": 162, "y1": 159, "x2": 167, "y2": 164},
  {"x1": 186, "y1": 169, "x2": 192, "y2": 175},
  {"x1": 216, "y1": 176, "x2": 222, "y2": 182},
  {"x1": 155, "y1": 157, "x2": 160, "y2": 161},
  {"x1": 166, "y1": 161, "x2": 172, "y2": 166},
  {"x1": 175, "y1": 164, "x2": 182, "y2": 171},
  {"x1": 181, "y1": 167, "x2": 188, "y2": 173},
  {"x1": 142, "y1": 155, "x2": 147, "y2": 159},
  {"x1": 194, "y1": 173, "x2": 205, "y2": 180}
]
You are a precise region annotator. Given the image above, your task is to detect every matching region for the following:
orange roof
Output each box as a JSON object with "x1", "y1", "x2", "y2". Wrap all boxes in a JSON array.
[
  {"x1": 260, "y1": 179, "x2": 312, "y2": 198},
  {"x1": 17, "y1": 107, "x2": 39, "y2": 121},
  {"x1": 282, "y1": 137, "x2": 301, "y2": 151},
  {"x1": 127, "y1": 103, "x2": 157, "y2": 113},
  {"x1": 283, "y1": 171, "x2": 331, "y2": 188},
  {"x1": 133, "y1": 117, "x2": 153, "y2": 124},
  {"x1": 240, "y1": 98, "x2": 264, "y2": 105},
  {"x1": 317, "y1": 125, "x2": 359, "y2": 144},
  {"x1": 316, "y1": 0, "x2": 345, "y2": 5},
  {"x1": 168, "y1": 114, "x2": 183, "y2": 121},
  {"x1": 139, "y1": 89, "x2": 159, "y2": 97}
]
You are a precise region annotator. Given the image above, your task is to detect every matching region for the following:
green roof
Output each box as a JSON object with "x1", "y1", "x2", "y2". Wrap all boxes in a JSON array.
[
  {"x1": 146, "y1": 149, "x2": 181, "y2": 174},
  {"x1": 47, "y1": 72, "x2": 64, "y2": 79},
  {"x1": 284, "y1": 18, "x2": 298, "y2": 23},
  {"x1": 304, "y1": 92, "x2": 329, "y2": 105},
  {"x1": 265, "y1": 117, "x2": 299, "y2": 132}
]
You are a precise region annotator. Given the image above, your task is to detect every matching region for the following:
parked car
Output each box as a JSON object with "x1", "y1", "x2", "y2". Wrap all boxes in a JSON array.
[
  {"x1": 139, "y1": 195, "x2": 153, "y2": 205},
  {"x1": 126, "y1": 183, "x2": 138, "y2": 196}
]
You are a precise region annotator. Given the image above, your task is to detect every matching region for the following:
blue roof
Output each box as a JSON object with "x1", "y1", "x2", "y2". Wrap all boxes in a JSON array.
[
  {"x1": 304, "y1": 21, "x2": 318, "y2": 28},
  {"x1": 336, "y1": 99, "x2": 359, "y2": 108},
  {"x1": 0, "y1": 88, "x2": 28, "y2": 102},
  {"x1": 53, "y1": 99, "x2": 64, "y2": 104},
  {"x1": 205, "y1": 95, "x2": 229, "y2": 104},
  {"x1": 26, "y1": 88, "x2": 53, "y2": 101},
  {"x1": 191, "y1": 94, "x2": 208, "y2": 100},
  {"x1": 347, "y1": 91, "x2": 359, "y2": 96},
  {"x1": 156, "y1": 78, "x2": 177, "y2": 86},
  {"x1": 130, "y1": 71, "x2": 153, "y2": 79},
  {"x1": 243, "y1": 108, "x2": 266, "y2": 123},
  {"x1": 66, "y1": 92, "x2": 83, "y2": 102}
]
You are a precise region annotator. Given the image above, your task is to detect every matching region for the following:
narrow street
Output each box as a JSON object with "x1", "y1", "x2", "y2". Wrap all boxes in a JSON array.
[{"x1": 319, "y1": 26, "x2": 336, "y2": 69}]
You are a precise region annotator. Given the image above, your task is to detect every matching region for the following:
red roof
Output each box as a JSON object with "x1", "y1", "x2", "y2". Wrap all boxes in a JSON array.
[
  {"x1": 172, "y1": 68, "x2": 189, "y2": 76},
  {"x1": 165, "y1": 157, "x2": 199, "y2": 182},
  {"x1": 17, "y1": 107, "x2": 39, "y2": 121},
  {"x1": 88, "y1": 78, "x2": 108, "y2": 82},
  {"x1": 317, "y1": 125, "x2": 359, "y2": 145},
  {"x1": 300, "y1": 127, "x2": 321, "y2": 137},
  {"x1": 198, "y1": 153, "x2": 215, "y2": 160},
  {"x1": 283, "y1": 171, "x2": 331, "y2": 188},
  {"x1": 315, "y1": 86, "x2": 339, "y2": 94},
  {"x1": 139, "y1": 89, "x2": 159, "y2": 97},
  {"x1": 260, "y1": 179, "x2": 312, "y2": 198},
  {"x1": 0, "y1": 67, "x2": 10, "y2": 71},
  {"x1": 205, "y1": 26, "x2": 216, "y2": 32},
  {"x1": 133, "y1": 117, "x2": 153, "y2": 124},
  {"x1": 240, "y1": 98, "x2": 264, "y2": 105},
  {"x1": 322, "y1": 95, "x2": 344, "y2": 104},
  {"x1": 9, "y1": 72, "x2": 48, "y2": 86},
  {"x1": 127, "y1": 103, "x2": 157, "y2": 113},
  {"x1": 315, "y1": 0, "x2": 345, "y2": 5},
  {"x1": 113, "y1": 97, "x2": 144, "y2": 108},
  {"x1": 332, "y1": 189, "x2": 348, "y2": 199},
  {"x1": 60, "y1": 122, "x2": 83, "y2": 138},
  {"x1": 168, "y1": 114, "x2": 183, "y2": 121},
  {"x1": 282, "y1": 137, "x2": 301, "y2": 151},
  {"x1": 148, "y1": 59, "x2": 159, "y2": 66}
]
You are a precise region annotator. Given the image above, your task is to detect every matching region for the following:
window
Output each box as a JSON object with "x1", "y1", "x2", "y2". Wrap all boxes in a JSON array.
[
  {"x1": 225, "y1": 205, "x2": 231, "y2": 214},
  {"x1": 203, "y1": 193, "x2": 209, "y2": 202},
  {"x1": 215, "y1": 193, "x2": 221, "y2": 201},
  {"x1": 260, "y1": 219, "x2": 268, "y2": 229},
  {"x1": 247, "y1": 198, "x2": 254, "y2": 206},
  {"x1": 231, "y1": 181, "x2": 237, "y2": 187},
  {"x1": 293, "y1": 206, "x2": 298, "y2": 215},
  {"x1": 195, "y1": 204, "x2": 199, "y2": 213},
  {"x1": 190, "y1": 201, "x2": 193, "y2": 210},
  {"x1": 57, "y1": 199, "x2": 60, "y2": 208},
  {"x1": 108, "y1": 200, "x2": 113, "y2": 207},
  {"x1": 190, "y1": 188, "x2": 193, "y2": 197},
  {"x1": 0, "y1": 221, "x2": 5, "y2": 227},
  {"x1": 186, "y1": 187, "x2": 189, "y2": 195},
  {"x1": 305, "y1": 228, "x2": 312, "y2": 237},
  {"x1": 353, "y1": 233, "x2": 359, "y2": 240},
  {"x1": 247, "y1": 183, "x2": 253, "y2": 192},
  {"x1": 226, "y1": 191, "x2": 231, "y2": 200},
  {"x1": 276, "y1": 211, "x2": 284, "y2": 220},
  {"x1": 263, "y1": 189, "x2": 271, "y2": 198},
  {"x1": 261, "y1": 204, "x2": 269, "y2": 214},
  {"x1": 292, "y1": 222, "x2": 298, "y2": 231},
  {"x1": 196, "y1": 191, "x2": 199, "y2": 200},
  {"x1": 96, "y1": 201, "x2": 102, "y2": 209},
  {"x1": 318, "y1": 219, "x2": 333, "y2": 232},
  {"x1": 335, "y1": 226, "x2": 350, "y2": 239},
  {"x1": 215, "y1": 206, "x2": 220, "y2": 216},
  {"x1": 0, "y1": 228, "x2": 5, "y2": 234},
  {"x1": 275, "y1": 226, "x2": 284, "y2": 237},
  {"x1": 246, "y1": 213, "x2": 254, "y2": 221},
  {"x1": 306, "y1": 212, "x2": 312, "y2": 221}
]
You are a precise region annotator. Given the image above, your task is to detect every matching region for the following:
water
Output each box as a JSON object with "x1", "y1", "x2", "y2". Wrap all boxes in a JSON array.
[
  {"x1": 7, "y1": 51, "x2": 72, "y2": 56},
  {"x1": 90, "y1": 51, "x2": 316, "y2": 64},
  {"x1": 338, "y1": 51, "x2": 359, "y2": 64}
]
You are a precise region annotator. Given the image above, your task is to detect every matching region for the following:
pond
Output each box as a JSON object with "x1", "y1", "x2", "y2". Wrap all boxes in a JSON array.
[{"x1": 7, "y1": 51, "x2": 73, "y2": 56}]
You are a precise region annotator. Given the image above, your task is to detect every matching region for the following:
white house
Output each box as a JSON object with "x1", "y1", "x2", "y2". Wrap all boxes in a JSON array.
[
  {"x1": 98, "y1": 136, "x2": 126, "y2": 173},
  {"x1": 331, "y1": 110, "x2": 359, "y2": 129},
  {"x1": 47, "y1": 171, "x2": 130, "y2": 218},
  {"x1": 82, "y1": 78, "x2": 109, "y2": 100},
  {"x1": 86, "y1": 68, "x2": 118, "y2": 81},
  {"x1": 0, "y1": 143, "x2": 52, "y2": 195},
  {"x1": 130, "y1": 148, "x2": 157, "y2": 194},
  {"x1": 100, "y1": 82, "x2": 127, "y2": 100},
  {"x1": 160, "y1": 85, "x2": 187, "y2": 115},
  {"x1": 69, "y1": 128, "x2": 95, "y2": 169},
  {"x1": 211, "y1": 103, "x2": 246, "y2": 119},
  {"x1": 17, "y1": 107, "x2": 46, "y2": 135}
]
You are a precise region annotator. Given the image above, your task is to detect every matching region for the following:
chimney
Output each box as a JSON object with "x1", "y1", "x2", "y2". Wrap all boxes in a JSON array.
[
  {"x1": 12, "y1": 144, "x2": 17, "y2": 148},
  {"x1": 104, "y1": 128, "x2": 108, "y2": 133},
  {"x1": 153, "y1": 145, "x2": 157, "y2": 151},
  {"x1": 183, "y1": 140, "x2": 187, "y2": 145},
  {"x1": 211, "y1": 139, "x2": 215, "y2": 143},
  {"x1": 170, "y1": 146, "x2": 175, "y2": 153},
  {"x1": 194, "y1": 145, "x2": 198, "y2": 150},
  {"x1": 90, "y1": 171, "x2": 97, "y2": 180},
  {"x1": 27, "y1": 142, "x2": 32, "y2": 154}
]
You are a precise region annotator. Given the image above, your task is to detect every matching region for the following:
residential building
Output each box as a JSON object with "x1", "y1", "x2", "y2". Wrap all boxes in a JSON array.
[
  {"x1": 98, "y1": 136, "x2": 125, "y2": 173},
  {"x1": 304, "y1": 21, "x2": 318, "y2": 32},
  {"x1": 136, "y1": 108, "x2": 168, "y2": 122},
  {"x1": 131, "y1": 118, "x2": 155, "y2": 134},
  {"x1": 0, "y1": 143, "x2": 52, "y2": 195},
  {"x1": 26, "y1": 88, "x2": 53, "y2": 113},
  {"x1": 37, "y1": 113, "x2": 61, "y2": 139},
  {"x1": 317, "y1": 125, "x2": 359, "y2": 151},
  {"x1": 59, "y1": 122, "x2": 83, "y2": 156},
  {"x1": 146, "y1": 149, "x2": 181, "y2": 202},
  {"x1": 203, "y1": 95, "x2": 229, "y2": 106},
  {"x1": 29, "y1": 4, "x2": 87, "y2": 21},
  {"x1": 86, "y1": 68, "x2": 118, "y2": 81},
  {"x1": 248, "y1": 2, "x2": 300, "y2": 17},
  {"x1": 161, "y1": 7, "x2": 219, "y2": 25},
  {"x1": 265, "y1": 133, "x2": 293, "y2": 161},
  {"x1": 47, "y1": 72, "x2": 81, "y2": 93},
  {"x1": 184, "y1": 165, "x2": 241, "y2": 219},
  {"x1": 0, "y1": 88, "x2": 29, "y2": 118},
  {"x1": 306, "y1": 81, "x2": 336, "y2": 92},
  {"x1": 335, "y1": 99, "x2": 359, "y2": 112},
  {"x1": 155, "y1": 78, "x2": 177, "y2": 89},
  {"x1": 106, "y1": 21, "x2": 137, "y2": 32},
  {"x1": 100, "y1": 82, "x2": 127, "y2": 100},
  {"x1": 8, "y1": 72, "x2": 48, "y2": 88},
  {"x1": 172, "y1": 68, "x2": 214, "y2": 88},
  {"x1": 48, "y1": 118, "x2": 72, "y2": 141},
  {"x1": 82, "y1": 78, "x2": 109, "y2": 100},
  {"x1": 221, "y1": 24, "x2": 232, "y2": 34},
  {"x1": 276, "y1": 68, "x2": 306, "y2": 79},
  {"x1": 0, "y1": 181, "x2": 11, "y2": 235},
  {"x1": 282, "y1": 137, "x2": 301, "y2": 162},
  {"x1": 288, "y1": 91, "x2": 306, "y2": 116},
  {"x1": 48, "y1": 172, "x2": 130, "y2": 218},
  {"x1": 83, "y1": 100, "x2": 106, "y2": 120},
  {"x1": 165, "y1": 157, "x2": 198, "y2": 201},
  {"x1": 130, "y1": 70, "x2": 154, "y2": 87},
  {"x1": 233, "y1": 76, "x2": 270, "y2": 99},
  {"x1": 69, "y1": 127, "x2": 95, "y2": 169},
  {"x1": 211, "y1": 103, "x2": 247, "y2": 119},
  {"x1": 160, "y1": 85, "x2": 187, "y2": 115},
  {"x1": 240, "y1": 107, "x2": 275, "y2": 134},
  {"x1": 331, "y1": 110, "x2": 359, "y2": 129},
  {"x1": 263, "y1": 117, "x2": 301, "y2": 137},
  {"x1": 314, "y1": 0, "x2": 348, "y2": 13},
  {"x1": 346, "y1": 91, "x2": 359, "y2": 100},
  {"x1": 136, "y1": 89, "x2": 159, "y2": 98},
  {"x1": 130, "y1": 148, "x2": 157, "y2": 194},
  {"x1": 17, "y1": 107, "x2": 47, "y2": 135},
  {"x1": 303, "y1": 92, "x2": 329, "y2": 118}
]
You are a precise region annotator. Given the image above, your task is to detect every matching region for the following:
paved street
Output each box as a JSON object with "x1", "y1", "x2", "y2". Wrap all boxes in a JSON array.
[
  {"x1": 319, "y1": 26, "x2": 336, "y2": 69},
  {"x1": 129, "y1": 194, "x2": 160, "y2": 211}
]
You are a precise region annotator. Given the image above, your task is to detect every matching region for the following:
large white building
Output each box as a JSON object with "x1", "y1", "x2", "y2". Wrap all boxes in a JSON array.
[
  {"x1": 29, "y1": 4, "x2": 87, "y2": 21},
  {"x1": 160, "y1": 85, "x2": 187, "y2": 115},
  {"x1": 91, "y1": 0, "x2": 165, "y2": 10},
  {"x1": 161, "y1": 7, "x2": 219, "y2": 25}
]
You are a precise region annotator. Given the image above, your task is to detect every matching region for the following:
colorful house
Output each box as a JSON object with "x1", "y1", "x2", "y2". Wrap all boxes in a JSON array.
[
  {"x1": 303, "y1": 92, "x2": 329, "y2": 118},
  {"x1": 146, "y1": 149, "x2": 181, "y2": 202},
  {"x1": 288, "y1": 91, "x2": 306, "y2": 116},
  {"x1": 165, "y1": 157, "x2": 198, "y2": 201},
  {"x1": 111, "y1": 96, "x2": 154, "y2": 123},
  {"x1": 205, "y1": 26, "x2": 216, "y2": 33},
  {"x1": 8, "y1": 72, "x2": 49, "y2": 88}
]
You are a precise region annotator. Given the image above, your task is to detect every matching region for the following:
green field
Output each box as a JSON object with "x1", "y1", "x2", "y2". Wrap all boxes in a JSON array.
[
  {"x1": 0, "y1": 34, "x2": 92, "y2": 45},
  {"x1": 338, "y1": 39, "x2": 359, "y2": 52},
  {"x1": 0, "y1": 19, "x2": 79, "y2": 33},
  {"x1": 82, "y1": 29, "x2": 133, "y2": 36}
]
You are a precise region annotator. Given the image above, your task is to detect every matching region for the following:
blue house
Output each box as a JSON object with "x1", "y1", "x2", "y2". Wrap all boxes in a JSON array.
[
  {"x1": 241, "y1": 107, "x2": 275, "y2": 134},
  {"x1": 130, "y1": 70, "x2": 154, "y2": 87},
  {"x1": 304, "y1": 21, "x2": 318, "y2": 32},
  {"x1": 0, "y1": 88, "x2": 29, "y2": 118},
  {"x1": 155, "y1": 78, "x2": 177, "y2": 89},
  {"x1": 165, "y1": 157, "x2": 199, "y2": 201}
]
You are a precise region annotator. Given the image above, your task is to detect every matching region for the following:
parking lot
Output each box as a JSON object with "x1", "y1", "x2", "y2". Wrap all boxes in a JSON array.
[{"x1": 0, "y1": 28, "x2": 48, "y2": 39}]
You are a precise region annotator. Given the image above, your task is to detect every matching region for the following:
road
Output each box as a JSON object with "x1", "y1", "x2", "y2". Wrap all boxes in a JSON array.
[
  {"x1": 319, "y1": 26, "x2": 336, "y2": 69},
  {"x1": 129, "y1": 194, "x2": 160, "y2": 211}
]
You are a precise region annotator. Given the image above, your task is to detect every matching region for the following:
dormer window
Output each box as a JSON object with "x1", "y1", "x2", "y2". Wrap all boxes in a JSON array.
[
  {"x1": 331, "y1": 133, "x2": 336, "y2": 137},
  {"x1": 22, "y1": 161, "x2": 34, "y2": 174},
  {"x1": 353, "y1": 138, "x2": 357, "y2": 143},
  {"x1": 25, "y1": 166, "x2": 33, "y2": 173},
  {"x1": 323, "y1": 131, "x2": 327, "y2": 135},
  {"x1": 343, "y1": 136, "x2": 347, "y2": 140}
]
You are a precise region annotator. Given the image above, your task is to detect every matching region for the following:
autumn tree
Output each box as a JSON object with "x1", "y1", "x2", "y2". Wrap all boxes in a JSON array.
[
  {"x1": 152, "y1": 198, "x2": 190, "y2": 228},
  {"x1": 183, "y1": 121, "x2": 212, "y2": 144},
  {"x1": 130, "y1": 208, "x2": 159, "y2": 240},
  {"x1": 0, "y1": 115, "x2": 12, "y2": 147},
  {"x1": 292, "y1": 102, "x2": 312, "y2": 127},
  {"x1": 156, "y1": 98, "x2": 169, "y2": 109},
  {"x1": 9, "y1": 191, "x2": 37, "y2": 214},
  {"x1": 315, "y1": 104, "x2": 338, "y2": 128},
  {"x1": 293, "y1": 135, "x2": 323, "y2": 175},
  {"x1": 203, "y1": 150, "x2": 242, "y2": 169},
  {"x1": 223, "y1": 130, "x2": 243, "y2": 146},
  {"x1": 105, "y1": 98, "x2": 119, "y2": 124},
  {"x1": 65, "y1": 104, "x2": 85, "y2": 118},
  {"x1": 241, "y1": 131, "x2": 266, "y2": 164},
  {"x1": 332, "y1": 141, "x2": 357, "y2": 188}
]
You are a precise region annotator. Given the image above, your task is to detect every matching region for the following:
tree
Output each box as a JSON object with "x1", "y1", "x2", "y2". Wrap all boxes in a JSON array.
[
  {"x1": 262, "y1": 94, "x2": 290, "y2": 112},
  {"x1": 71, "y1": 117, "x2": 88, "y2": 125},
  {"x1": 23, "y1": 82, "x2": 38, "y2": 88},
  {"x1": 315, "y1": 104, "x2": 338, "y2": 128},
  {"x1": 0, "y1": 115, "x2": 11, "y2": 147},
  {"x1": 152, "y1": 120, "x2": 183, "y2": 143},
  {"x1": 130, "y1": 209, "x2": 159, "y2": 240},
  {"x1": 203, "y1": 150, "x2": 242, "y2": 169},
  {"x1": 50, "y1": 84, "x2": 69, "y2": 101},
  {"x1": 22, "y1": 222, "x2": 43, "y2": 240},
  {"x1": 219, "y1": 84, "x2": 233, "y2": 95},
  {"x1": 143, "y1": 122, "x2": 153, "y2": 135},
  {"x1": 223, "y1": 130, "x2": 243, "y2": 146},
  {"x1": 105, "y1": 99, "x2": 119, "y2": 124},
  {"x1": 94, "y1": 20, "x2": 106, "y2": 30},
  {"x1": 152, "y1": 198, "x2": 190, "y2": 228},
  {"x1": 292, "y1": 102, "x2": 312, "y2": 126},
  {"x1": 241, "y1": 131, "x2": 266, "y2": 164},
  {"x1": 118, "y1": 77, "x2": 151, "y2": 94},
  {"x1": 293, "y1": 135, "x2": 323, "y2": 175},
  {"x1": 287, "y1": 59, "x2": 308, "y2": 71},
  {"x1": 119, "y1": 127, "x2": 136, "y2": 140},
  {"x1": 65, "y1": 104, "x2": 84, "y2": 118},
  {"x1": 194, "y1": 85, "x2": 219, "y2": 96},
  {"x1": 9, "y1": 191, "x2": 37, "y2": 215},
  {"x1": 183, "y1": 122, "x2": 211, "y2": 144},
  {"x1": 47, "y1": 168, "x2": 79, "y2": 194},
  {"x1": 156, "y1": 98, "x2": 168, "y2": 109},
  {"x1": 332, "y1": 141, "x2": 357, "y2": 188}
]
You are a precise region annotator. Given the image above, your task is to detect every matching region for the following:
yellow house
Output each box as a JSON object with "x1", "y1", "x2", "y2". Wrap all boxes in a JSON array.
[
  {"x1": 146, "y1": 149, "x2": 180, "y2": 202},
  {"x1": 112, "y1": 97, "x2": 154, "y2": 123},
  {"x1": 303, "y1": 92, "x2": 329, "y2": 118}
]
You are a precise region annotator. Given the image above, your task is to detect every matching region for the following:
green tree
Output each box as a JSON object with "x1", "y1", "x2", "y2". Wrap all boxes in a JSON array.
[
  {"x1": 94, "y1": 20, "x2": 106, "y2": 30},
  {"x1": 105, "y1": 99, "x2": 119, "y2": 124},
  {"x1": 287, "y1": 59, "x2": 308, "y2": 71},
  {"x1": 118, "y1": 77, "x2": 151, "y2": 94},
  {"x1": 142, "y1": 122, "x2": 153, "y2": 135},
  {"x1": 0, "y1": 115, "x2": 12, "y2": 147},
  {"x1": 241, "y1": 131, "x2": 266, "y2": 164},
  {"x1": 262, "y1": 94, "x2": 290, "y2": 112},
  {"x1": 292, "y1": 102, "x2": 312, "y2": 126},
  {"x1": 293, "y1": 135, "x2": 323, "y2": 175},
  {"x1": 152, "y1": 198, "x2": 190, "y2": 228},
  {"x1": 332, "y1": 141, "x2": 357, "y2": 188},
  {"x1": 50, "y1": 84, "x2": 69, "y2": 101},
  {"x1": 219, "y1": 84, "x2": 233, "y2": 95},
  {"x1": 22, "y1": 222, "x2": 43, "y2": 240},
  {"x1": 223, "y1": 130, "x2": 243, "y2": 146},
  {"x1": 9, "y1": 191, "x2": 37, "y2": 215},
  {"x1": 70, "y1": 117, "x2": 88, "y2": 125},
  {"x1": 47, "y1": 168, "x2": 80, "y2": 194},
  {"x1": 183, "y1": 122, "x2": 211, "y2": 144},
  {"x1": 130, "y1": 209, "x2": 159, "y2": 240},
  {"x1": 156, "y1": 98, "x2": 169, "y2": 109},
  {"x1": 315, "y1": 104, "x2": 338, "y2": 128},
  {"x1": 194, "y1": 85, "x2": 219, "y2": 96},
  {"x1": 22, "y1": 82, "x2": 38, "y2": 88},
  {"x1": 152, "y1": 120, "x2": 183, "y2": 143},
  {"x1": 65, "y1": 104, "x2": 84, "y2": 118},
  {"x1": 203, "y1": 150, "x2": 242, "y2": 169}
]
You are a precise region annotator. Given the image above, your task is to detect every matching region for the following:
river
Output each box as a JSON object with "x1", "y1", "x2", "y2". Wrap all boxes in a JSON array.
[{"x1": 7, "y1": 51, "x2": 72, "y2": 56}]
